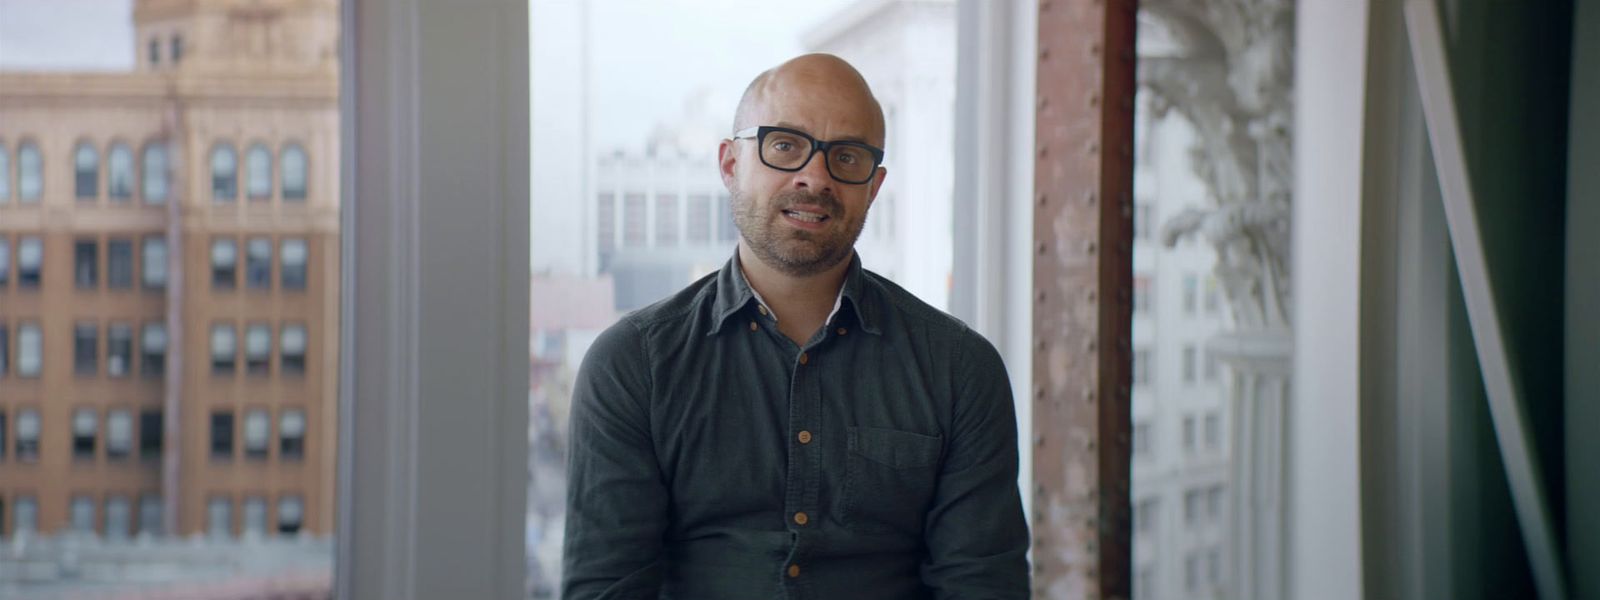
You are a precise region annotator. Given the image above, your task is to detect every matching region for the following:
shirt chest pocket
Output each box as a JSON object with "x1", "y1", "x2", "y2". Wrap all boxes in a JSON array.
[{"x1": 842, "y1": 425, "x2": 944, "y2": 535}]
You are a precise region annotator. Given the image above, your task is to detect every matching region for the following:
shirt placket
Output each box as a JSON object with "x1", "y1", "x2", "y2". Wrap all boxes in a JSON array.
[{"x1": 780, "y1": 334, "x2": 829, "y2": 599}]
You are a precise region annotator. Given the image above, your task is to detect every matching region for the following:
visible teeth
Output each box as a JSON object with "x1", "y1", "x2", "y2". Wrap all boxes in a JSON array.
[{"x1": 784, "y1": 210, "x2": 825, "y2": 223}]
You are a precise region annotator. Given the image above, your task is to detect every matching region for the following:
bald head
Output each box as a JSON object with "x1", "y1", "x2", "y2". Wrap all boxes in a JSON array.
[{"x1": 732, "y1": 53, "x2": 887, "y2": 147}]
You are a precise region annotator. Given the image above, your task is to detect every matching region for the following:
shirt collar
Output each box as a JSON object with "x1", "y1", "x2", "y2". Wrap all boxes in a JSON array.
[{"x1": 707, "y1": 250, "x2": 882, "y2": 336}]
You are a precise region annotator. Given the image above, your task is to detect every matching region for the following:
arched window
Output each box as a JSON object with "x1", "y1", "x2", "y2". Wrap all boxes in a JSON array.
[
  {"x1": 211, "y1": 143, "x2": 238, "y2": 202},
  {"x1": 246, "y1": 143, "x2": 272, "y2": 200},
  {"x1": 0, "y1": 142, "x2": 10, "y2": 202},
  {"x1": 281, "y1": 143, "x2": 307, "y2": 200},
  {"x1": 142, "y1": 142, "x2": 169, "y2": 203},
  {"x1": 75, "y1": 142, "x2": 100, "y2": 200},
  {"x1": 108, "y1": 143, "x2": 135, "y2": 200},
  {"x1": 18, "y1": 140, "x2": 42, "y2": 203}
]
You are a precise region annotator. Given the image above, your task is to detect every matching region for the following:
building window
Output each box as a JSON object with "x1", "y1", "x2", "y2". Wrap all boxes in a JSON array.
[
  {"x1": 717, "y1": 192, "x2": 737, "y2": 242},
  {"x1": 18, "y1": 322, "x2": 42, "y2": 378},
  {"x1": 1134, "y1": 275, "x2": 1152, "y2": 314},
  {"x1": 18, "y1": 141, "x2": 41, "y2": 202},
  {"x1": 688, "y1": 194, "x2": 711, "y2": 243},
  {"x1": 1205, "y1": 412, "x2": 1221, "y2": 450},
  {"x1": 142, "y1": 236, "x2": 167, "y2": 289},
  {"x1": 16, "y1": 409, "x2": 40, "y2": 461},
  {"x1": 246, "y1": 143, "x2": 272, "y2": 199},
  {"x1": 246, "y1": 323, "x2": 271, "y2": 375},
  {"x1": 0, "y1": 144, "x2": 9, "y2": 202},
  {"x1": 623, "y1": 193, "x2": 647, "y2": 247},
  {"x1": 108, "y1": 143, "x2": 134, "y2": 200},
  {"x1": 138, "y1": 494, "x2": 161, "y2": 536},
  {"x1": 212, "y1": 238, "x2": 237, "y2": 289},
  {"x1": 596, "y1": 192, "x2": 616, "y2": 254},
  {"x1": 1207, "y1": 546, "x2": 1222, "y2": 586},
  {"x1": 141, "y1": 322, "x2": 167, "y2": 377},
  {"x1": 1186, "y1": 551, "x2": 1200, "y2": 593},
  {"x1": 281, "y1": 324, "x2": 307, "y2": 375},
  {"x1": 139, "y1": 410, "x2": 163, "y2": 460},
  {"x1": 211, "y1": 411, "x2": 235, "y2": 460},
  {"x1": 170, "y1": 34, "x2": 183, "y2": 63},
  {"x1": 656, "y1": 193, "x2": 679, "y2": 246},
  {"x1": 1133, "y1": 348, "x2": 1152, "y2": 387},
  {"x1": 1183, "y1": 344, "x2": 1197, "y2": 383},
  {"x1": 75, "y1": 238, "x2": 99, "y2": 289},
  {"x1": 1183, "y1": 274, "x2": 1198, "y2": 315},
  {"x1": 1136, "y1": 566, "x2": 1157, "y2": 600},
  {"x1": 73, "y1": 407, "x2": 97, "y2": 460},
  {"x1": 281, "y1": 143, "x2": 307, "y2": 200},
  {"x1": 281, "y1": 238, "x2": 307, "y2": 289},
  {"x1": 0, "y1": 411, "x2": 7, "y2": 461},
  {"x1": 243, "y1": 496, "x2": 268, "y2": 537},
  {"x1": 107, "y1": 323, "x2": 132, "y2": 377},
  {"x1": 207, "y1": 496, "x2": 233, "y2": 539},
  {"x1": 1205, "y1": 275, "x2": 1220, "y2": 314},
  {"x1": 75, "y1": 142, "x2": 99, "y2": 200},
  {"x1": 1133, "y1": 421, "x2": 1152, "y2": 458},
  {"x1": 107, "y1": 409, "x2": 132, "y2": 459},
  {"x1": 246, "y1": 237, "x2": 272, "y2": 289},
  {"x1": 106, "y1": 238, "x2": 134, "y2": 289},
  {"x1": 1135, "y1": 498, "x2": 1158, "y2": 536},
  {"x1": 74, "y1": 322, "x2": 98, "y2": 375},
  {"x1": 148, "y1": 37, "x2": 159, "y2": 66},
  {"x1": 1183, "y1": 414, "x2": 1197, "y2": 454},
  {"x1": 277, "y1": 495, "x2": 304, "y2": 535},
  {"x1": 1205, "y1": 350, "x2": 1220, "y2": 381},
  {"x1": 1207, "y1": 485, "x2": 1224, "y2": 523},
  {"x1": 280, "y1": 409, "x2": 305, "y2": 460},
  {"x1": 244, "y1": 409, "x2": 270, "y2": 460},
  {"x1": 18, "y1": 236, "x2": 41, "y2": 288},
  {"x1": 211, "y1": 143, "x2": 238, "y2": 201},
  {"x1": 0, "y1": 324, "x2": 7, "y2": 377},
  {"x1": 105, "y1": 495, "x2": 131, "y2": 540},
  {"x1": 1184, "y1": 488, "x2": 1202, "y2": 527},
  {"x1": 0, "y1": 235, "x2": 9, "y2": 286},
  {"x1": 211, "y1": 323, "x2": 237, "y2": 374},
  {"x1": 1135, "y1": 204, "x2": 1154, "y2": 241},
  {"x1": 14, "y1": 496, "x2": 38, "y2": 536},
  {"x1": 71, "y1": 495, "x2": 96, "y2": 534},
  {"x1": 142, "y1": 142, "x2": 169, "y2": 203}
]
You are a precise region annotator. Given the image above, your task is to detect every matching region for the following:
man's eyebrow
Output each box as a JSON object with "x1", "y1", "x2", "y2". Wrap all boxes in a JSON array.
[{"x1": 772, "y1": 120, "x2": 875, "y2": 145}]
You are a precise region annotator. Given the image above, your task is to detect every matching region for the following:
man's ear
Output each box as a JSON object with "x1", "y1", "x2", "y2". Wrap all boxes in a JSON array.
[
  {"x1": 866, "y1": 165, "x2": 888, "y2": 208},
  {"x1": 718, "y1": 139, "x2": 738, "y2": 188}
]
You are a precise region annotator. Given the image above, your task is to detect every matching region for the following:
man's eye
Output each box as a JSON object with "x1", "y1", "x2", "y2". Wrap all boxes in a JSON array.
[{"x1": 772, "y1": 142, "x2": 794, "y2": 152}]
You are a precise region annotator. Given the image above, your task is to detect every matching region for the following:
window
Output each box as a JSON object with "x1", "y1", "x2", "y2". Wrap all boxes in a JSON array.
[
  {"x1": 688, "y1": 194, "x2": 711, "y2": 243},
  {"x1": 1134, "y1": 421, "x2": 1152, "y2": 458},
  {"x1": 19, "y1": 322, "x2": 42, "y2": 377},
  {"x1": 596, "y1": 192, "x2": 616, "y2": 254},
  {"x1": 109, "y1": 143, "x2": 134, "y2": 200},
  {"x1": 105, "y1": 495, "x2": 131, "y2": 540},
  {"x1": 142, "y1": 236, "x2": 167, "y2": 288},
  {"x1": 1205, "y1": 275, "x2": 1220, "y2": 314},
  {"x1": 1207, "y1": 486, "x2": 1224, "y2": 522},
  {"x1": 107, "y1": 409, "x2": 133, "y2": 459},
  {"x1": 623, "y1": 193, "x2": 647, "y2": 246},
  {"x1": 1205, "y1": 412, "x2": 1221, "y2": 450},
  {"x1": 0, "y1": 325, "x2": 7, "y2": 377},
  {"x1": 107, "y1": 323, "x2": 132, "y2": 377},
  {"x1": 1185, "y1": 488, "x2": 1202, "y2": 527},
  {"x1": 208, "y1": 496, "x2": 233, "y2": 539},
  {"x1": 1186, "y1": 551, "x2": 1200, "y2": 592},
  {"x1": 246, "y1": 323, "x2": 271, "y2": 375},
  {"x1": 212, "y1": 238, "x2": 237, "y2": 289},
  {"x1": 0, "y1": 235, "x2": 9, "y2": 285},
  {"x1": 139, "y1": 410, "x2": 163, "y2": 460},
  {"x1": 1135, "y1": 204, "x2": 1154, "y2": 241},
  {"x1": 71, "y1": 495, "x2": 96, "y2": 534},
  {"x1": 19, "y1": 236, "x2": 41, "y2": 288},
  {"x1": 170, "y1": 34, "x2": 183, "y2": 63},
  {"x1": 147, "y1": 37, "x2": 159, "y2": 66},
  {"x1": 244, "y1": 409, "x2": 270, "y2": 459},
  {"x1": 1134, "y1": 275, "x2": 1152, "y2": 314},
  {"x1": 281, "y1": 143, "x2": 307, "y2": 200},
  {"x1": 138, "y1": 494, "x2": 161, "y2": 536},
  {"x1": 0, "y1": 144, "x2": 9, "y2": 201},
  {"x1": 108, "y1": 238, "x2": 133, "y2": 288},
  {"x1": 212, "y1": 143, "x2": 238, "y2": 201},
  {"x1": 16, "y1": 409, "x2": 40, "y2": 460},
  {"x1": 75, "y1": 238, "x2": 99, "y2": 288},
  {"x1": 211, "y1": 411, "x2": 235, "y2": 460},
  {"x1": 142, "y1": 142, "x2": 169, "y2": 203},
  {"x1": 18, "y1": 141, "x2": 41, "y2": 202},
  {"x1": 1133, "y1": 348, "x2": 1152, "y2": 386},
  {"x1": 281, "y1": 238, "x2": 307, "y2": 289},
  {"x1": 73, "y1": 407, "x2": 98, "y2": 460},
  {"x1": 1183, "y1": 414, "x2": 1197, "y2": 454},
  {"x1": 717, "y1": 193, "x2": 737, "y2": 242},
  {"x1": 1207, "y1": 546, "x2": 1222, "y2": 586},
  {"x1": 211, "y1": 323, "x2": 237, "y2": 374},
  {"x1": 246, "y1": 237, "x2": 272, "y2": 289},
  {"x1": 277, "y1": 495, "x2": 304, "y2": 535},
  {"x1": 279, "y1": 409, "x2": 305, "y2": 460},
  {"x1": 1183, "y1": 344, "x2": 1197, "y2": 383},
  {"x1": 1135, "y1": 498, "x2": 1159, "y2": 536},
  {"x1": 141, "y1": 322, "x2": 167, "y2": 377},
  {"x1": 246, "y1": 143, "x2": 272, "y2": 199},
  {"x1": 656, "y1": 193, "x2": 678, "y2": 246},
  {"x1": 74, "y1": 322, "x2": 98, "y2": 375},
  {"x1": 75, "y1": 142, "x2": 100, "y2": 199},
  {"x1": 244, "y1": 496, "x2": 268, "y2": 537},
  {"x1": 1205, "y1": 349, "x2": 1219, "y2": 381},
  {"x1": 1183, "y1": 274, "x2": 1198, "y2": 315},
  {"x1": 281, "y1": 323, "x2": 307, "y2": 375},
  {"x1": 14, "y1": 496, "x2": 38, "y2": 536},
  {"x1": 0, "y1": 411, "x2": 7, "y2": 461},
  {"x1": 1136, "y1": 566, "x2": 1157, "y2": 600}
]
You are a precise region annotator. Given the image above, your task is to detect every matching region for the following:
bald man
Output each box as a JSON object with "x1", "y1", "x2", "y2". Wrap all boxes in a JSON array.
[{"x1": 562, "y1": 54, "x2": 1030, "y2": 600}]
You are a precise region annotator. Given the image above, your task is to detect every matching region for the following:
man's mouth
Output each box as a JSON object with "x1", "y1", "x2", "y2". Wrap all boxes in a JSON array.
[{"x1": 782, "y1": 209, "x2": 830, "y2": 224}]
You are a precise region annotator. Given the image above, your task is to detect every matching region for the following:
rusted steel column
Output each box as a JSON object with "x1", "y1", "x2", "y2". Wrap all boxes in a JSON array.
[{"x1": 1031, "y1": 0, "x2": 1136, "y2": 597}]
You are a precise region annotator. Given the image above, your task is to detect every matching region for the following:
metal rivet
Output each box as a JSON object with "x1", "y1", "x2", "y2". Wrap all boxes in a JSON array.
[
  {"x1": 1037, "y1": 241, "x2": 1048, "y2": 255},
  {"x1": 1085, "y1": 191, "x2": 1098, "y2": 206},
  {"x1": 1037, "y1": 193, "x2": 1048, "y2": 206},
  {"x1": 1039, "y1": 46, "x2": 1050, "y2": 60},
  {"x1": 1038, "y1": 145, "x2": 1049, "y2": 158},
  {"x1": 1087, "y1": 141, "x2": 1100, "y2": 155},
  {"x1": 1089, "y1": 93, "x2": 1101, "y2": 108},
  {"x1": 1085, "y1": 241, "x2": 1097, "y2": 255}
]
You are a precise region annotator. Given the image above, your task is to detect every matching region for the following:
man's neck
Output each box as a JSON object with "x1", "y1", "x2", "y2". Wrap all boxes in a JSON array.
[{"x1": 738, "y1": 243, "x2": 850, "y2": 346}]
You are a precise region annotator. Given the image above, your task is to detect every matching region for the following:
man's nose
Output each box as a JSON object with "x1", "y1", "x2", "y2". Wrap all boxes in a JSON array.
[{"x1": 791, "y1": 149, "x2": 836, "y2": 195}]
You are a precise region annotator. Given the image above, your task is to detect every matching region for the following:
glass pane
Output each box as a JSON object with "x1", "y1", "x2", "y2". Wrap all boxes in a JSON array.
[{"x1": 0, "y1": 2, "x2": 342, "y2": 595}]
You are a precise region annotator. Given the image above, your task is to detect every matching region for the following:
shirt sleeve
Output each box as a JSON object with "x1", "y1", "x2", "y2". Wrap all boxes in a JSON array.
[
  {"x1": 920, "y1": 331, "x2": 1032, "y2": 598},
  {"x1": 561, "y1": 318, "x2": 670, "y2": 600}
]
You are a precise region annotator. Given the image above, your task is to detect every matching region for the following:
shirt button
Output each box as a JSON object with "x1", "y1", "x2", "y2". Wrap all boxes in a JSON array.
[
  {"x1": 758, "y1": 305, "x2": 769, "y2": 316},
  {"x1": 749, "y1": 321, "x2": 758, "y2": 332},
  {"x1": 797, "y1": 430, "x2": 812, "y2": 444},
  {"x1": 799, "y1": 352, "x2": 809, "y2": 365},
  {"x1": 787, "y1": 564, "x2": 801, "y2": 578},
  {"x1": 837, "y1": 327, "x2": 848, "y2": 336},
  {"x1": 794, "y1": 511, "x2": 809, "y2": 525}
]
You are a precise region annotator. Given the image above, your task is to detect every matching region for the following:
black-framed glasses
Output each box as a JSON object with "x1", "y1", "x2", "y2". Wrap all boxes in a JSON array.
[{"x1": 732, "y1": 126, "x2": 884, "y2": 185}]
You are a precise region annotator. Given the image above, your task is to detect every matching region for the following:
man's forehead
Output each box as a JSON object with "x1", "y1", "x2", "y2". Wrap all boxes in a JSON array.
[{"x1": 735, "y1": 54, "x2": 886, "y2": 144}]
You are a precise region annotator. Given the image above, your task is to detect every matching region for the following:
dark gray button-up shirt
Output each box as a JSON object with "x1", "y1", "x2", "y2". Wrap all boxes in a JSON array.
[{"x1": 562, "y1": 253, "x2": 1029, "y2": 600}]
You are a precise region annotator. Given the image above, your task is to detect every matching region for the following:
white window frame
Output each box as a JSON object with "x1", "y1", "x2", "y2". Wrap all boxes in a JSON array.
[{"x1": 338, "y1": 0, "x2": 529, "y2": 598}]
